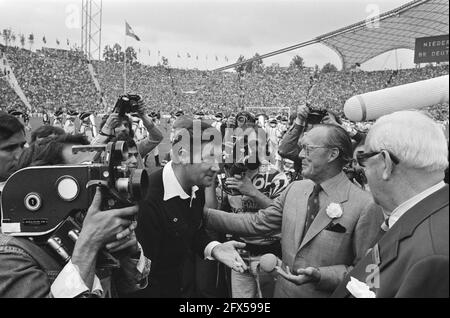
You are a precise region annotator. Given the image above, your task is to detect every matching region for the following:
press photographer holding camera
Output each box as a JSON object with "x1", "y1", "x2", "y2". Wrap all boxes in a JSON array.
[
  {"x1": 278, "y1": 104, "x2": 365, "y2": 184},
  {"x1": 0, "y1": 113, "x2": 151, "y2": 297},
  {"x1": 210, "y1": 128, "x2": 290, "y2": 298},
  {"x1": 92, "y1": 94, "x2": 163, "y2": 169}
]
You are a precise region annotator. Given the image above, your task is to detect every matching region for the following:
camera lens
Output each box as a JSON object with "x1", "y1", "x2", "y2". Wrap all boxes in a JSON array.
[
  {"x1": 237, "y1": 116, "x2": 246, "y2": 123},
  {"x1": 130, "y1": 169, "x2": 149, "y2": 201}
]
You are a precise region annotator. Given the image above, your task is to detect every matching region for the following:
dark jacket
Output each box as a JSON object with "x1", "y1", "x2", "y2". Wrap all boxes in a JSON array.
[
  {"x1": 133, "y1": 168, "x2": 214, "y2": 298},
  {"x1": 278, "y1": 123, "x2": 305, "y2": 163},
  {"x1": 332, "y1": 185, "x2": 449, "y2": 298}
]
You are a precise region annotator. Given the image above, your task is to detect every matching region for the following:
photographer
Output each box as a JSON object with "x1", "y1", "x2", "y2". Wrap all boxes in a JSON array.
[
  {"x1": 92, "y1": 96, "x2": 163, "y2": 165},
  {"x1": 278, "y1": 105, "x2": 363, "y2": 181},
  {"x1": 0, "y1": 121, "x2": 151, "y2": 297},
  {"x1": 0, "y1": 187, "x2": 150, "y2": 298},
  {"x1": 210, "y1": 130, "x2": 290, "y2": 298}
]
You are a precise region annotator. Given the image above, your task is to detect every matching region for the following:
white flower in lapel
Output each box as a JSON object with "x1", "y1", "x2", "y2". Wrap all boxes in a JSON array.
[{"x1": 326, "y1": 203, "x2": 343, "y2": 219}]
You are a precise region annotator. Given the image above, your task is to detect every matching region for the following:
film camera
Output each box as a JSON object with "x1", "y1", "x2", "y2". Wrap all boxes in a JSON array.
[
  {"x1": 113, "y1": 94, "x2": 142, "y2": 117},
  {"x1": 307, "y1": 107, "x2": 328, "y2": 125},
  {"x1": 218, "y1": 137, "x2": 261, "y2": 196},
  {"x1": 1, "y1": 141, "x2": 148, "y2": 267}
]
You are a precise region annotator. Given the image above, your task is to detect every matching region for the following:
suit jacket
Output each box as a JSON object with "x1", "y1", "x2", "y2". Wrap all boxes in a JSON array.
[
  {"x1": 205, "y1": 172, "x2": 384, "y2": 298},
  {"x1": 332, "y1": 185, "x2": 449, "y2": 298}
]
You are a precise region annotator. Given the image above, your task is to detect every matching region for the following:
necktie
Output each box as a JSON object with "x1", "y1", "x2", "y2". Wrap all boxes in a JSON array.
[{"x1": 303, "y1": 184, "x2": 322, "y2": 238}]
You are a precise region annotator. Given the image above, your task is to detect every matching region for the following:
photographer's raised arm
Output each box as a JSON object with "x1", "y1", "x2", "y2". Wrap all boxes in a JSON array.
[
  {"x1": 91, "y1": 113, "x2": 119, "y2": 145},
  {"x1": 278, "y1": 105, "x2": 308, "y2": 162},
  {"x1": 136, "y1": 103, "x2": 163, "y2": 158}
]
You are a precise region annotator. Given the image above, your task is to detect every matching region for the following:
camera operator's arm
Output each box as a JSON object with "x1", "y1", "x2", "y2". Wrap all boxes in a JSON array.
[
  {"x1": 225, "y1": 175, "x2": 272, "y2": 208},
  {"x1": 136, "y1": 101, "x2": 164, "y2": 158},
  {"x1": 105, "y1": 222, "x2": 151, "y2": 295},
  {"x1": 91, "y1": 113, "x2": 120, "y2": 145},
  {"x1": 204, "y1": 182, "x2": 219, "y2": 210},
  {"x1": 278, "y1": 105, "x2": 308, "y2": 162},
  {"x1": 51, "y1": 188, "x2": 139, "y2": 298}
]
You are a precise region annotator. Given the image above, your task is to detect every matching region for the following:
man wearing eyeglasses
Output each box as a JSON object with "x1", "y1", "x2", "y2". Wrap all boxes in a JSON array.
[
  {"x1": 204, "y1": 124, "x2": 384, "y2": 298},
  {"x1": 333, "y1": 111, "x2": 449, "y2": 298}
]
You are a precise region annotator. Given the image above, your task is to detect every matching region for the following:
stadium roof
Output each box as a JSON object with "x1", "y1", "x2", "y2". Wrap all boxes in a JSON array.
[
  {"x1": 316, "y1": 0, "x2": 449, "y2": 69},
  {"x1": 214, "y1": 0, "x2": 449, "y2": 72}
]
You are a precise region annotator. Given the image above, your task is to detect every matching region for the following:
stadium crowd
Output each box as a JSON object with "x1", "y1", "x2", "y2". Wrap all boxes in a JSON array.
[
  {"x1": 0, "y1": 43, "x2": 449, "y2": 299},
  {"x1": 1, "y1": 45, "x2": 449, "y2": 123}
]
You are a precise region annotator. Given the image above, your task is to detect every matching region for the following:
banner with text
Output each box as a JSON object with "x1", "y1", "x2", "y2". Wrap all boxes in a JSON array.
[{"x1": 414, "y1": 34, "x2": 449, "y2": 64}]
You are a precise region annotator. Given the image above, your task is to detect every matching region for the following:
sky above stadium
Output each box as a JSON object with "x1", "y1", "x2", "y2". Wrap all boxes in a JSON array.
[{"x1": 0, "y1": 0, "x2": 417, "y2": 71}]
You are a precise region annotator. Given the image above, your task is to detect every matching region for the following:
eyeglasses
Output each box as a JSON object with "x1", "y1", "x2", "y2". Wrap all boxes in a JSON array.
[
  {"x1": 356, "y1": 150, "x2": 400, "y2": 167},
  {"x1": 300, "y1": 144, "x2": 333, "y2": 157}
]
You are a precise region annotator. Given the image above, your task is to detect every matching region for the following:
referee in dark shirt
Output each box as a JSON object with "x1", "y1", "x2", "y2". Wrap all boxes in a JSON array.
[{"x1": 132, "y1": 117, "x2": 247, "y2": 298}]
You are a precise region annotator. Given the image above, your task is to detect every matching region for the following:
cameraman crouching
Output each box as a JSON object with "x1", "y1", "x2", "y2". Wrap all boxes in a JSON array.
[
  {"x1": 0, "y1": 114, "x2": 150, "y2": 297},
  {"x1": 92, "y1": 96, "x2": 163, "y2": 169}
]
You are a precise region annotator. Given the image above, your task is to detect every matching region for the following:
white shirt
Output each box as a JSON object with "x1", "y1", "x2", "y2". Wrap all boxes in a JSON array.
[
  {"x1": 386, "y1": 181, "x2": 446, "y2": 229},
  {"x1": 163, "y1": 161, "x2": 199, "y2": 206},
  {"x1": 163, "y1": 161, "x2": 220, "y2": 259}
]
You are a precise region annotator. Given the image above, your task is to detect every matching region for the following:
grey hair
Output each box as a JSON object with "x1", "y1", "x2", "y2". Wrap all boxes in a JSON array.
[{"x1": 366, "y1": 111, "x2": 448, "y2": 172}]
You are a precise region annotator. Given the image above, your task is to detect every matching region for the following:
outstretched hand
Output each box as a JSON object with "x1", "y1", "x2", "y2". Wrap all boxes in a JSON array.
[
  {"x1": 212, "y1": 241, "x2": 248, "y2": 273},
  {"x1": 275, "y1": 265, "x2": 321, "y2": 286}
]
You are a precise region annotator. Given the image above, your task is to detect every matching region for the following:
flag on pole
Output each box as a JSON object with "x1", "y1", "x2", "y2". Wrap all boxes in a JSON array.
[{"x1": 125, "y1": 21, "x2": 141, "y2": 41}]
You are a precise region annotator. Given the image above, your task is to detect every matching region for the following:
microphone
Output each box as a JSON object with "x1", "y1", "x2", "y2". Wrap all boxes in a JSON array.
[
  {"x1": 344, "y1": 75, "x2": 449, "y2": 122},
  {"x1": 259, "y1": 253, "x2": 281, "y2": 273}
]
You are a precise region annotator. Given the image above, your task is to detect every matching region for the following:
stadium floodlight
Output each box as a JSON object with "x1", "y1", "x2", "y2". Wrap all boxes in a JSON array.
[{"x1": 81, "y1": 0, "x2": 102, "y2": 61}]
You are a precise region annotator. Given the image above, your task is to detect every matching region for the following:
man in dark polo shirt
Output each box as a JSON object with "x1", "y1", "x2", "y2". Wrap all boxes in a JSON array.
[{"x1": 133, "y1": 117, "x2": 248, "y2": 298}]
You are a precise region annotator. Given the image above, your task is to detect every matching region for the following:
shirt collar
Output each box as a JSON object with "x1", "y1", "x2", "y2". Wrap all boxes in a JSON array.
[
  {"x1": 163, "y1": 161, "x2": 199, "y2": 202},
  {"x1": 387, "y1": 181, "x2": 446, "y2": 229}
]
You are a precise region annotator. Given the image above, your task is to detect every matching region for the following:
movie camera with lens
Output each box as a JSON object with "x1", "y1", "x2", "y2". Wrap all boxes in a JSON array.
[{"x1": 1, "y1": 141, "x2": 148, "y2": 267}]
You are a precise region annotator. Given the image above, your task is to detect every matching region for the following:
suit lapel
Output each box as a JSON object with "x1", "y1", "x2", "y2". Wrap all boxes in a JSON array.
[
  {"x1": 377, "y1": 185, "x2": 449, "y2": 271},
  {"x1": 299, "y1": 174, "x2": 351, "y2": 251},
  {"x1": 299, "y1": 201, "x2": 333, "y2": 251},
  {"x1": 294, "y1": 183, "x2": 314, "y2": 250},
  {"x1": 332, "y1": 184, "x2": 449, "y2": 298}
]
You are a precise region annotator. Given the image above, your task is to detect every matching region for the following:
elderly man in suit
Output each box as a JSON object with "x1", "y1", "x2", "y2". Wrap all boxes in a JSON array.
[
  {"x1": 205, "y1": 124, "x2": 384, "y2": 298},
  {"x1": 332, "y1": 111, "x2": 449, "y2": 298}
]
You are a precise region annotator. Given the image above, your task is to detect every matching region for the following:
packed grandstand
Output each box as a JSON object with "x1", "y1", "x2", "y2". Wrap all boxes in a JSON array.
[{"x1": 1, "y1": 43, "x2": 449, "y2": 125}]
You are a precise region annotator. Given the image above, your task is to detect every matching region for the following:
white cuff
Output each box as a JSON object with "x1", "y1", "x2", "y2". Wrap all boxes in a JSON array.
[
  {"x1": 204, "y1": 241, "x2": 222, "y2": 260},
  {"x1": 51, "y1": 260, "x2": 103, "y2": 298}
]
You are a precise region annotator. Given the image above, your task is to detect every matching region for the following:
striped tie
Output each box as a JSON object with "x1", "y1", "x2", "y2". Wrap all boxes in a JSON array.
[{"x1": 302, "y1": 184, "x2": 322, "y2": 239}]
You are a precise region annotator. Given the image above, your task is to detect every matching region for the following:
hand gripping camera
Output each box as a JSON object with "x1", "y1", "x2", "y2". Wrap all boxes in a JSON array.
[
  {"x1": 1, "y1": 141, "x2": 148, "y2": 267},
  {"x1": 113, "y1": 94, "x2": 142, "y2": 117}
]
